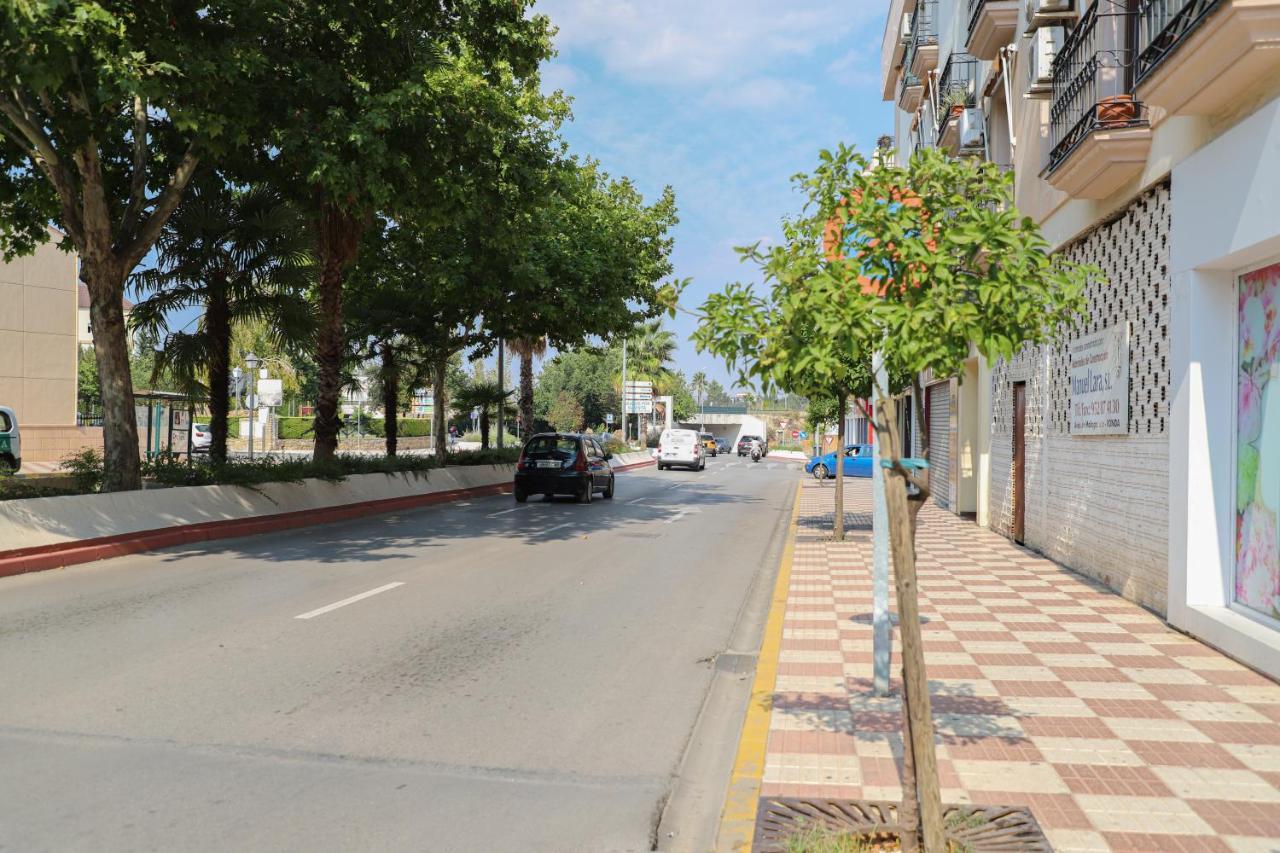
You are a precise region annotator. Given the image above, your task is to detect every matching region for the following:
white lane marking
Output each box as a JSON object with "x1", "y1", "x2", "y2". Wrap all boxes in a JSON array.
[
  {"x1": 627, "y1": 497, "x2": 648, "y2": 505},
  {"x1": 542, "y1": 522, "x2": 572, "y2": 535},
  {"x1": 767, "y1": 462, "x2": 778, "y2": 469},
  {"x1": 487, "y1": 507, "x2": 523, "y2": 518},
  {"x1": 456, "y1": 502, "x2": 473, "y2": 507},
  {"x1": 664, "y1": 507, "x2": 703, "y2": 525},
  {"x1": 295, "y1": 582, "x2": 405, "y2": 620}
]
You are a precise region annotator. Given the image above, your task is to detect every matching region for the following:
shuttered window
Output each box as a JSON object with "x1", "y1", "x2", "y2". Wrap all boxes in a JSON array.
[{"x1": 928, "y1": 381, "x2": 952, "y2": 510}]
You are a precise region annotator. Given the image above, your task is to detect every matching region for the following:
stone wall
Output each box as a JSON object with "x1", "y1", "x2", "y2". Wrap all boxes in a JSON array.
[
  {"x1": 989, "y1": 183, "x2": 1171, "y2": 614},
  {"x1": 20, "y1": 425, "x2": 104, "y2": 464}
]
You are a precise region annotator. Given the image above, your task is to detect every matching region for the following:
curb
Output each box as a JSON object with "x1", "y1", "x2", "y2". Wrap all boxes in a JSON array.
[
  {"x1": 716, "y1": 480, "x2": 803, "y2": 850},
  {"x1": 0, "y1": 459, "x2": 655, "y2": 581}
]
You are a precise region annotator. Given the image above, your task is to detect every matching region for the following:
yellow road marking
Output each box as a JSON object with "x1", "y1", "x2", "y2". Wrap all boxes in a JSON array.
[{"x1": 715, "y1": 481, "x2": 802, "y2": 851}]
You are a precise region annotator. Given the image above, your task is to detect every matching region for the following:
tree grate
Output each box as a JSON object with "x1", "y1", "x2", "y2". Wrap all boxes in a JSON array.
[{"x1": 754, "y1": 797, "x2": 1052, "y2": 852}]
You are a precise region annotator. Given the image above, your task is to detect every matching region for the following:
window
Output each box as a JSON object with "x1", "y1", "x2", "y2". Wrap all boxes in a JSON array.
[
  {"x1": 0, "y1": 411, "x2": 10, "y2": 432},
  {"x1": 1235, "y1": 259, "x2": 1280, "y2": 625},
  {"x1": 525, "y1": 436, "x2": 578, "y2": 456}
]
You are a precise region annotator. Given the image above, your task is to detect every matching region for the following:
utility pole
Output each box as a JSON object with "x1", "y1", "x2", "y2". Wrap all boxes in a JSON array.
[
  {"x1": 620, "y1": 338, "x2": 628, "y2": 444},
  {"x1": 497, "y1": 338, "x2": 505, "y2": 449}
]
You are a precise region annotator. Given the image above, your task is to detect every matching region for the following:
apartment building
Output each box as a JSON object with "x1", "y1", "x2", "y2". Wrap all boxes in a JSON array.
[{"x1": 880, "y1": 0, "x2": 1280, "y2": 678}]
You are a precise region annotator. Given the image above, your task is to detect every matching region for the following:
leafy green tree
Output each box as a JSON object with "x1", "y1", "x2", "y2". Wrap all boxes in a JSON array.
[
  {"x1": 251, "y1": 2, "x2": 554, "y2": 461},
  {"x1": 77, "y1": 347, "x2": 100, "y2": 411},
  {"x1": 130, "y1": 183, "x2": 313, "y2": 462},
  {"x1": 0, "y1": 1, "x2": 283, "y2": 490},
  {"x1": 534, "y1": 346, "x2": 622, "y2": 431},
  {"x1": 704, "y1": 379, "x2": 731, "y2": 406},
  {"x1": 545, "y1": 390, "x2": 583, "y2": 433},
  {"x1": 697, "y1": 146, "x2": 1091, "y2": 852}
]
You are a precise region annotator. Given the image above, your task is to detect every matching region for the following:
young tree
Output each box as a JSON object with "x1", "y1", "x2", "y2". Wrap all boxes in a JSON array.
[
  {"x1": 546, "y1": 390, "x2": 584, "y2": 433},
  {"x1": 130, "y1": 183, "x2": 313, "y2": 463},
  {"x1": 0, "y1": 2, "x2": 279, "y2": 489},
  {"x1": 698, "y1": 146, "x2": 1091, "y2": 851}
]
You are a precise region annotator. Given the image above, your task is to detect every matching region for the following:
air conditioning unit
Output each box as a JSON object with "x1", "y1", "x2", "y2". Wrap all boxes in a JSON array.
[
  {"x1": 1026, "y1": 0, "x2": 1074, "y2": 31},
  {"x1": 900, "y1": 12, "x2": 912, "y2": 44},
  {"x1": 958, "y1": 108, "x2": 986, "y2": 151},
  {"x1": 1026, "y1": 25, "x2": 1063, "y2": 97}
]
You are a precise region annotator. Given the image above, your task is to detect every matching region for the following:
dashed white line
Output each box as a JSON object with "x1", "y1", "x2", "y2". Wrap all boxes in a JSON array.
[
  {"x1": 627, "y1": 497, "x2": 648, "y2": 505},
  {"x1": 664, "y1": 507, "x2": 703, "y2": 525},
  {"x1": 542, "y1": 522, "x2": 572, "y2": 535},
  {"x1": 295, "y1": 582, "x2": 405, "y2": 620},
  {"x1": 487, "y1": 507, "x2": 523, "y2": 518}
]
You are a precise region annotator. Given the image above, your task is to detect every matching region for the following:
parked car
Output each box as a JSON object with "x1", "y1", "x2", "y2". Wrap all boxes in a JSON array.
[
  {"x1": 192, "y1": 423, "x2": 212, "y2": 452},
  {"x1": 714, "y1": 436, "x2": 730, "y2": 454},
  {"x1": 699, "y1": 432, "x2": 718, "y2": 456},
  {"x1": 514, "y1": 432, "x2": 614, "y2": 503},
  {"x1": 806, "y1": 444, "x2": 874, "y2": 480},
  {"x1": 0, "y1": 406, "x2": 19, "y2": 473},
  {"x1": 736, "y1": 435, "x2": 768, "y2": 457},
  {"x1": 656, "y1": 428, "x2": 704, "y2": 471}
]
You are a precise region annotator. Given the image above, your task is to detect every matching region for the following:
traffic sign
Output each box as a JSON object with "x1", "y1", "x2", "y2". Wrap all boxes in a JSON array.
[
  {"x1": 799, "y1": 431, "x2": 808, "y2": 439},
  {"x1": 605, "y1": 413, "x2": 614, "y2": 424},
  {"x1": 257, "y1": 378, "x2": 283, "y2": 407},
  {"x1": 791, "y1": 429, "x2": 800, "y2": 439}
]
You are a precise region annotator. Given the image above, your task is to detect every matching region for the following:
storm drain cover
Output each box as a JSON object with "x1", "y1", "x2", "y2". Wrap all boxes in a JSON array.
[{"x1": 754, "y1": 797, "x2": 1051, "y2": 852}]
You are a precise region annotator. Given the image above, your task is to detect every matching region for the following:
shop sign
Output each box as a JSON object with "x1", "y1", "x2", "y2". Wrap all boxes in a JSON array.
[{"x1": 1069, "y1": 322, "x2": 1130, "y2": 435}]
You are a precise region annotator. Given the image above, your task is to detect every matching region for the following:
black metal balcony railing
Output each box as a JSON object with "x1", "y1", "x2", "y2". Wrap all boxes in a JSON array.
[
  {"x1": 914, "y1": 0, "x2": 939, "y2": 48},
  {"x1": 1135, "y1": 0, "x2": 1223, "y2": 84},
  {"x1": 1047, "y1": 0, "x2": 1148, "y2": 171},
  {"x1": 900, "y1": 37, "x2": 922, "y2": 104},
  {"x1": 935, "y1": 53, "x2": 979, "y2": 142},
  {"x1": 967, "y1": 0, "x2": 992, "y2": 41}
]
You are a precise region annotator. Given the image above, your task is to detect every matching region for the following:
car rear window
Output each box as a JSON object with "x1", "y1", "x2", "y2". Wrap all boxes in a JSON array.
[
  {"x1": 524, "y1": 436, "x2": 579, "y2": 457},
  {"x1": 0, "y1": 411, "x2": 10, "y2": 432}
]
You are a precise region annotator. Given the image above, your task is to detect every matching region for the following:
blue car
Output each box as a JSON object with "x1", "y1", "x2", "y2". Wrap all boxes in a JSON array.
[{"x1": 805, "y1": 444, "x2": 874, "y2": 480}]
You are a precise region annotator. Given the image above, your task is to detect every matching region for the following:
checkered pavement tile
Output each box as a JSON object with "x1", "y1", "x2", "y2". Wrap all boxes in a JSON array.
[{"x1": 759, "y1": 478, "x2": 1280, "y2": 851}]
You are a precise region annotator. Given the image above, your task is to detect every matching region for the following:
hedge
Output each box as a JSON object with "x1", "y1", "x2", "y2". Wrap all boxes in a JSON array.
[{"x1": 273, "y1": 416, "x2": 432, "y2": 440}]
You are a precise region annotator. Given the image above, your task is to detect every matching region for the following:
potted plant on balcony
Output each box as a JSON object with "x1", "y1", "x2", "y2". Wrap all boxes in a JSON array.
[
  {"x1": 1096, "y1": 94, "x2": 1138, "y2": 128},
  {"x1": 938, "y1": 83, "x2": 970, "y2": 120}
]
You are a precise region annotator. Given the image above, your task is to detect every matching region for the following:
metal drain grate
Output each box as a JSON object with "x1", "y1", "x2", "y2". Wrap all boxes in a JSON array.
[{"x1": 754, "y1": 798, "x2": 1051, "y2": 852}]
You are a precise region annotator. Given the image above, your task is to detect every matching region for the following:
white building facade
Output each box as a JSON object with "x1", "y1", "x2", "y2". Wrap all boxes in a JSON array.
[{"x1": 879, "y1": 0, "x2": 1280, "y2": 678}]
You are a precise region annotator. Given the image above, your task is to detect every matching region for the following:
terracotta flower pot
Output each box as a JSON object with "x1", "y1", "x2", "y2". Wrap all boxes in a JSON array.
[{"x1": 1096, "y1": 94, "x2": 1137, "y2": 128}]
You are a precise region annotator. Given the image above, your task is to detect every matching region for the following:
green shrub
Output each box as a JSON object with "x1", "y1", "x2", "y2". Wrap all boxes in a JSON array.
[
  {"x1": 276, "y1": 417, "x2": 312, "y2": 440},
  {"x1": 61, "y1": 448, "x2": 105, "y2": 493},
  {"x1": 396, "y1": 418, "x2": 432, "y2": 437},
  {"x1": 445, "y1": 447, "x2": 520, "y2": 466}
]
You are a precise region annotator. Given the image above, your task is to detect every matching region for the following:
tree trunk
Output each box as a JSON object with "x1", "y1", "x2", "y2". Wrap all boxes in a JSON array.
[
  {"x1": 84, "y1": 261, "x2": 142, "y2": 491},
  {"x1": 519, "y1": 350, "x2": 534, "y2": 439},
  {"x1": 311, "y1": 200, "x2": 364, "y2": 462},
  {"x1": 899, "y1": 676, "x2": 921, "y2": 853},
  {"x1": 876, "y1": 394, "x2": 945, "y2": 853},
  {"x1": 206, "y1": 284, "x2": 231, "y2": 465},
  {"x1": 381, "y1": 341, "x2": 399, "y2": 458},
  {"x1": 432, "y1": 353, "x2": 448, "y2": 463},
  {"x1": 834, "y1": 393, "x2": 846, "y2": 541},
  {"x1": 480, "y1": 410, "x2": 491, "y2": 450}
]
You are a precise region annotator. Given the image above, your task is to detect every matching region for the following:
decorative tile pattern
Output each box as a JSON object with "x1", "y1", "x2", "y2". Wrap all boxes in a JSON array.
[{"x1": 761, "y1": 479, "x2": 1280, "y2": 851}]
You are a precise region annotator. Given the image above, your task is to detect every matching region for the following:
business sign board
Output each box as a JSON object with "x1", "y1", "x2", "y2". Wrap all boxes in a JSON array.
[
  {"x1": 257, "y1": 378, "x2": 284, "y2": 408},
  {"x1": 1069, "y1": 322, "x2": 1130, "y2": 435}
]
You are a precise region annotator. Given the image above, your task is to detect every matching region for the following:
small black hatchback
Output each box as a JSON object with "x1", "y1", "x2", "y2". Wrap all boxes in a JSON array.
[{"x1": 514, "y1": 433, "x2": 615, "y2": 504}]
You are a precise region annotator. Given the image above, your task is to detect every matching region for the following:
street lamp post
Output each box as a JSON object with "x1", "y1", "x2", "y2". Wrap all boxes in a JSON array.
[{"x1": 245, "y1": 352, "x2": 260, "y2": 461}]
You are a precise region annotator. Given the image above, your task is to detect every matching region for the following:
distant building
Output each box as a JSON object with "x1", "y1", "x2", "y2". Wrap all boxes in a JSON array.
[{"x1": 77, "y1": 282, "x2": 133, "y2": 349}]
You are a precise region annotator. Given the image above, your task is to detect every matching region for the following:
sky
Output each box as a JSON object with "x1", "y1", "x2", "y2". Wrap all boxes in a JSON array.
[{"x1": 536, "y1": 0, "x2": 893, "y2": 390}]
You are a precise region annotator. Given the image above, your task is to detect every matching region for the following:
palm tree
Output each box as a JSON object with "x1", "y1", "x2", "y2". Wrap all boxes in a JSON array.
[
  {"x1": 130, "y1": 182, "x2": 313, "y2": 463},
  {"x1": 453, "y1": 380, "x2": 514, "y2": 450},
  {"x1": 627, "y1": 320, "x2": 678, "y2": 438},
  {"x1": 690, "y1": 371, "x2": 709, "y2": 408},
  {"x1": 509, "y1": 336, "x2": 547, "y2": 439}
]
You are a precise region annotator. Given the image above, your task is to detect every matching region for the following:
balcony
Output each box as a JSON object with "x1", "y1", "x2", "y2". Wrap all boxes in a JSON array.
[
  {"x1": 935, "y1": 53, "x2": 979, "y2": 154},
  {"x1": 1044, "y1": 0, "x2": 1152, "y2": 199},
  {"x1": 899, "y1": 41, "x2": 924, "y2": 111},
  {"x1": 968, "y1": 0, "x2": 1021, "y2": 59},
  {"x1": 910, "y1": 0, "x2": 940, "y2": 79},
  {"x1": 1136, "y1": 0, "x2": 1280, "y2": 118}
]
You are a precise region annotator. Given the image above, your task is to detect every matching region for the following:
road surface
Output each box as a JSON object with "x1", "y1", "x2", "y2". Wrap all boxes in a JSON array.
[{"x1": 0, "y1": 456, "x2": 798, "y2": 852}]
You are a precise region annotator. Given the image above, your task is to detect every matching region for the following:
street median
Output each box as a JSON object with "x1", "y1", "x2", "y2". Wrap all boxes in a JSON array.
[{"x1": 0, "y1": 450, "x2": 654, "y2": 579}]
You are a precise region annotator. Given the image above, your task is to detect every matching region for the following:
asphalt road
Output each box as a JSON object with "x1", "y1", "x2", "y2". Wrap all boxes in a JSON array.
[{"x1": 0, "y1": 456, "x2": 798, "y2": 853}]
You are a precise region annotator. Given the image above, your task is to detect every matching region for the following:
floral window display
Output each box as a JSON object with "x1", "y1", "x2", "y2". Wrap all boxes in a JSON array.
[{"x1": 1237, "y1": 261, "x2": 1280, "y2": 623}]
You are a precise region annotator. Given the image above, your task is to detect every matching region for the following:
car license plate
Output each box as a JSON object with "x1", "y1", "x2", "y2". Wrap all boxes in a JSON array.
[{"x1": 536, "y1": 460, "x2": 560, "y2": 468}]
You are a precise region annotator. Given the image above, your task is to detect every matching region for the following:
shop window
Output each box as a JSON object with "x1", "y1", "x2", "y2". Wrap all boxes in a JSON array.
[{"x1": 1236, "y1": 260, "x2": 1280, "y2": 624}]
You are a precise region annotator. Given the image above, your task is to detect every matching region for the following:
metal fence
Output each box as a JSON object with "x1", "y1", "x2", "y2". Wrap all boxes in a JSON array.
[
  {"x1": 1136, "y1": 0, "x2": 1221, "y2": 84},
  {"x1": 1048, "y1": 0, "x2": 1147, "y2": 171},
  {"x1": 913, "y1": 0, "x2": 939, "y2": 48},
  {"x1": 935, "y1": 53, "x2": 979, "y2": 143}
]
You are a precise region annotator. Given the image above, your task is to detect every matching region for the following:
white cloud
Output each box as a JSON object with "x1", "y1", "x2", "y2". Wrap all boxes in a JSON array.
[
  {"x1": 707, "y1": 77, "x2": 813, "y2": 110},
  {"x1": 538, "y1": 0, "x2": 882, "y2": 86}
]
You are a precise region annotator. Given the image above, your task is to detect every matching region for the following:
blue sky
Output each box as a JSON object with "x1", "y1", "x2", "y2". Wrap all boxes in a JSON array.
[{"x1": 537, "y1": 1, "x2": 892, "y2": 390}]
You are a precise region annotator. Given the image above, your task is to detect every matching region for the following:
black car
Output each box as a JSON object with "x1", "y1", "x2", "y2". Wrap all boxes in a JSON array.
[
  {"x1": 736, "y1": 435, "x2": 768, "y2": 457},
  {"x1": 514, "y1": 433, "x2": 615, "y2": 503}
]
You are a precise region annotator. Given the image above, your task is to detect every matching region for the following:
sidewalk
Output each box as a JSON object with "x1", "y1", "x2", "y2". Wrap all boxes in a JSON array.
[{"x1": 758, "y1": 478, "x2": 1280, "y2": 852}]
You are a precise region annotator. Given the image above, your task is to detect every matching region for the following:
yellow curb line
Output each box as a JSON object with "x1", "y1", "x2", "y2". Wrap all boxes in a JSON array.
[{"x1": 715, "y1": 480, "x2": 803, "y2": 852}]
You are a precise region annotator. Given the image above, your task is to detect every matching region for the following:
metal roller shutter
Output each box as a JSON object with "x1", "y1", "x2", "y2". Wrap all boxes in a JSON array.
[{"x1": 928, "y1": 381, "x2": 952, "y2": 510}]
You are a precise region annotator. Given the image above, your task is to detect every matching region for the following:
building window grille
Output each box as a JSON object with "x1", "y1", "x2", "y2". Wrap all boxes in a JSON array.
[
  {"x1": 1135, "y1": 0, "x2": 1223, "y2": 83},
  {"x1": 935, "y1": 53, "x2": 979, "y2": 143},
  {"x1": 1047, "y1": 0, "x2": 1148, "y2": 172},
  {"x1": 913, "y1": 0, "x2": 939, "y2": 49}
]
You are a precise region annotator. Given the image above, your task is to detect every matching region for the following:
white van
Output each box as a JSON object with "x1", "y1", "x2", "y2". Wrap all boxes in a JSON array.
[
  {"x1": 656, "y1": 428, "x2": 704, "y2": 471},
  {"x1": 0, "y1": 406, "x2": 20, "y2": 473}
]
